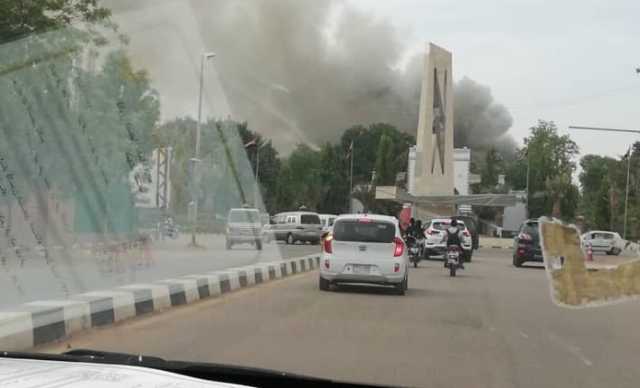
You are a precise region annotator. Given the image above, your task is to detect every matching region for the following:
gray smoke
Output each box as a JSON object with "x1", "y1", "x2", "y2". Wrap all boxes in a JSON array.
[{"x1": 106, "y1": 0, "x2": 514, "y2": 153}]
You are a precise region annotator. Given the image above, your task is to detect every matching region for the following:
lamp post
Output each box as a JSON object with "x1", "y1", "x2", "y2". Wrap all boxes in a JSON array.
[{"x1": 191, "y1": 51, "x2": 216, "y2": 247}]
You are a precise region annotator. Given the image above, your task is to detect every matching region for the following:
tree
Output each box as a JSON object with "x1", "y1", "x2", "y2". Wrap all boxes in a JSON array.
[
  {"x1": 480, "y1": 147, "x2": 503, "y2": 191},
  {"x1": 0, "y1": 0, "x2": 112, "y2": 44},
  {"x1": 523, "y1": 120, "x2": 579, "y2": 219},
  {"x1": 374, "y1": 131, "x2": 394, "y2": 186}
]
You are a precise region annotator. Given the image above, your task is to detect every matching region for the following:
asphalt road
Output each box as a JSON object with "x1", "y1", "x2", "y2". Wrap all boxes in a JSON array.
[
  {"x1": 38, "y1": 248, "x2": 640, "y2": 388},
  {"x1": 0, "y1": 234, "x2": 319, "y2": 309}
]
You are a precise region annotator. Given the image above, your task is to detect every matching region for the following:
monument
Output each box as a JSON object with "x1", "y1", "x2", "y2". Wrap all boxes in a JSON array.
[
  {"x1": 412, "y1": 43, "x2": 455, "y2": 216},
  {"x1": 375, "y1": 42, "x2": 517, "y2": 217}
]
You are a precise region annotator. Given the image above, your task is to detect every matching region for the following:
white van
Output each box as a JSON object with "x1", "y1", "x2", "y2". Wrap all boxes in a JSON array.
[{"x1": 265, "y1": 211, "x2": 322, "y2": 245}]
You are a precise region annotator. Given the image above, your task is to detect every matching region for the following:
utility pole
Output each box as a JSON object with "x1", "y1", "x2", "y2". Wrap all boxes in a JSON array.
[{"x1": 191, "y1": 51, "x2": 216, "y2": 247}]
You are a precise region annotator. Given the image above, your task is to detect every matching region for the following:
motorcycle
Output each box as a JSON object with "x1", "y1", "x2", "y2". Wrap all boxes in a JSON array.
[
  {"x1": 445, "y1": 245, "x2": 462, "y2": 277},
  {"x1": 405, "y1": 235, "x2": 421, "y2": 268}
]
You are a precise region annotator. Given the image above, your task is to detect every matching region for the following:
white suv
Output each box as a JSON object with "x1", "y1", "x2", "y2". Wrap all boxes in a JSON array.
[
  {"x1": 424, "y1": 218, "x2": 473, "y2": 262},
  {"x1": 319, "y1": 214, "x2": 408, "y2": 295}
]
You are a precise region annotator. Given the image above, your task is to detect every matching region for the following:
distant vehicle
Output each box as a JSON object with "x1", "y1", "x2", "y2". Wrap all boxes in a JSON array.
[
  {"x1": 581, "y1": 230, "x2": 623, "y2": 256},
  {"x1": 319, "y1": 214, "x2": 337, "y2": 234},
  {"x1": 424, "y1": 218, "x2": 473, "y2": 262},
  {"x1": 512, "y1": 219, "x2": 542, "y2": 267},
  {"x1": 319, "y1": 214, "x2": 408, "y2": 295},
  {"x1": 455, "y1": 214, "x2": 479, "y2": 250},
  {"x1": 225, "y1": 207, "x2": 263, "y2": 250},
  {"x1": 265, "y1": 211, "x2": 322, "y2": 245}
]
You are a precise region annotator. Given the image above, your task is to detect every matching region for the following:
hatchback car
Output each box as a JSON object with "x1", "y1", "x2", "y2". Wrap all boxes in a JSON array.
[
  {"x1": 319, "y1": 214, "x2": 409, "y2": 295},
  {"x1": 581, "y1": 230, "x2": 623, "y2": 255},
  {"x1": 512, "y1": 219, "x2": 542, "y2": 267},
  {"x1": 423, "y1": 218, "x2": 473, "y2": 262}
]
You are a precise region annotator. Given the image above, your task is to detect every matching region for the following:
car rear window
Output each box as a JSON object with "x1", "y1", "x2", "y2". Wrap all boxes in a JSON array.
[
  {"x1": 301, "y1": 214, "x2": 321, "y2": 224},
  {"x1": 432, "y1": 221, "x2": 465, "y2": 230},
  {"x1": 333, "y1": 220, "x2": 395, "y2": 243},
  {"x1": 521, "y1": 222, "x2": 539, "y2": 236},
  {"x1": 228, "y1": 210, "x2": 259, "y2": 223},
  {"x1": 593, "y1": 233, "x2": 613, "y2": 239}
]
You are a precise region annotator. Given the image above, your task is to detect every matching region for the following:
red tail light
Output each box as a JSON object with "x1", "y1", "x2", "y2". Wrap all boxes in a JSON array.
[
  {"x1": 322, "y1": 234, "x2": 333, "y2": 254},
  {"x1": 463, "y1": 230, "x2": 470, "y2": 237},
  {"x1": 426, "y1": 228, "x2": 434, "y2": 235},
  {"x1": 393, "y1": 237, "x2": 404, "y2": 257}
]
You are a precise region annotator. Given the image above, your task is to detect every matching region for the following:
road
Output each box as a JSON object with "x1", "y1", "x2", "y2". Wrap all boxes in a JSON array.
[
  {"x1": 0, "y1": 234, "x2": 318, "y2": 309},
  {"x1": 37, "y1": 248, "x2": 640, "y2": 388}
]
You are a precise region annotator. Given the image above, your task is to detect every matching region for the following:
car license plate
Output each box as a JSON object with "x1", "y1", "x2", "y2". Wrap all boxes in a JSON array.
[{"x1": 353, "y1": 265, "x2": 370, "y2": 274}]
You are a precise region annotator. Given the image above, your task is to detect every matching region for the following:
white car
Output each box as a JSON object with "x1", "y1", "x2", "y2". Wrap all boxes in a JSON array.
[
  {"x1": 423, "y1": 218, "x2": 473, "y2": 261},
  {"x1": 319, "y1": 214, "x2": 409, "y2": 295},
  {"x1": 581, "y1": 230, "x2": 623, "y2": 255},
  {"x1": 319, "y1": 213, "x2": 337, "y2": 234}
]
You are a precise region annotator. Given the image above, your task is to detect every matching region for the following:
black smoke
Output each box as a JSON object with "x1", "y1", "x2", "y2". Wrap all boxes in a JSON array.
[{"x1": 107, "y1": 0, "x2": 515, "y2": 154}]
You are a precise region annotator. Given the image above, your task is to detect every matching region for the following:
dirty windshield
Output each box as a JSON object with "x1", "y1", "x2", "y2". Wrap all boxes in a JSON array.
[
  {"x1": 1, "y1": 1, "x2": 639, "y2": 387},
  {"x1": 228, "y1": 210, "x2": 260, "y2": 224}
]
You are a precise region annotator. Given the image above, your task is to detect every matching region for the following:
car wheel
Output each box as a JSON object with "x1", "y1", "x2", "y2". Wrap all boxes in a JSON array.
[
  {"x1": 256, "y1": 240, "x2": 263, "y2": 250},
  {"x1": 394, "y1": 277, "x2": 406, "y2": 295},
  {"x1": 311, "y1": 239, "x2": 320, "y2": 246},
  {"x1": 286, "y1": 233, "x2": 294, "y2": 245},
  {"x1": 513, "y1": 255, "x2": 522, "y2": 267},
  {"x1": 413, "y1": 260, "x2": 418, "y2": 268},
  {"x1": 319, "y1": 276, "x2": 330, "y2": 291}
]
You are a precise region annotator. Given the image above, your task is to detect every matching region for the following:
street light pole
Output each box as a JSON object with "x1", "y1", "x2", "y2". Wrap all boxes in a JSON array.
[
  {"x1": 191, "y1": 51, "x2": 216, "y2": 247},
  {"x1": 254, "y1": 142, "x2": 267, "y2": 208},
  {"x1": 526, "y1": 150, "x2": 530, "y2": 219},
  {"x1": 624, "y1": 146, "x2": 632, "y2": 239}
]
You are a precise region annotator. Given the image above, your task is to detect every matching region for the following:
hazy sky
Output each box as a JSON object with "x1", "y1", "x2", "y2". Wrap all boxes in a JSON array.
[
  {"x1": 110, "y1": 0, "x2": 639, "y2": 161},
  {"x1": 347, "y1": 0, "x2": 640, "y2": 159}
]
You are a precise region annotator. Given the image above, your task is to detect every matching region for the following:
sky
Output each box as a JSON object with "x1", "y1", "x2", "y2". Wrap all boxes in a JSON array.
[
  {"x1": 347, "y1": 0, "x2": 640, "y2": 159},
  {"x1": 107, "y1": 0, "x2": 640, "y2": 162}
]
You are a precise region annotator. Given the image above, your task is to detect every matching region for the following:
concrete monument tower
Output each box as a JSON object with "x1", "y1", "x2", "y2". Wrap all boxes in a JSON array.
[{"x1": 414, "y1": 42, "x2": 454, "y2": 197}]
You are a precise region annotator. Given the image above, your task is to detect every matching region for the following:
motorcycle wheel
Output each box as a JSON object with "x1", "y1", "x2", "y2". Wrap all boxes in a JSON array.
[
  {"x1": 449, "y1": 265, "x2": 456, "y2": 277},
  {"x1": 413, "y1": 260, "x2": 418, "y2": 268}
]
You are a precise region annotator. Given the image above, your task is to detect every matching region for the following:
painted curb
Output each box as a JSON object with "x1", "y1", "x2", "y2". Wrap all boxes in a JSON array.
[{"x1": 0, "y1": 255, "x2": 320, "y2": 351}]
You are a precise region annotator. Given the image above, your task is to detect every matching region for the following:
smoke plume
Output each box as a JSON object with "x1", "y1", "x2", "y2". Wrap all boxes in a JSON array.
[{"x1": 107, "y1": 0, "x2": 514, "y2": 153}]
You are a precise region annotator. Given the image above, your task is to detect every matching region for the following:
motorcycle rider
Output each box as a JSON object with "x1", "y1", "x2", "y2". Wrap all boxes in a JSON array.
[{"x1": 445, "y1": 218, "x2": 465, "y2": 269}]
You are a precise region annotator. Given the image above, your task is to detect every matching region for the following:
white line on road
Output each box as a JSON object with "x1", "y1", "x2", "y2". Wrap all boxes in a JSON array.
[{"x1": 548, "y1": 334, "x2": 593, "y2": 367}]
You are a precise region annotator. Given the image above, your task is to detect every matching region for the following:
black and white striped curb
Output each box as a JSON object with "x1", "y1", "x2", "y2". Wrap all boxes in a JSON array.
[{"x1": 0, "y1": 255, "x2": 320, "y2": 351}]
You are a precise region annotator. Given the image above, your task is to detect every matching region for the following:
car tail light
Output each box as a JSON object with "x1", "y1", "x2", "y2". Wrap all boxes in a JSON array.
[
  {"x1": 425, "y1": 228, "x2": 434, "y2": 235},
  {"x1": 324, "y1": 259, "x2": 330, "y2": 269},
  {"x1": 394, "y1": 263, "x2": 400, "y2": 273},
  {"x1": 463, "y1": 230, "x2": 470, "y2": 237},
  {"x1": 518, "y1": 233, "x2": 532, "y2": 241},
  {"x1": 323, "y1": 234, "x2": 333, "y2": 253},
  {"x1": 393, "y1": 237, "x2": 404, "y2": 257}
]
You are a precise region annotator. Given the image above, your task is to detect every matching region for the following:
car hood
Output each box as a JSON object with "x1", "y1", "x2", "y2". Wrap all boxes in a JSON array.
[{"x1": 0, "y1": 357, "x2": 249, "y2": 387}]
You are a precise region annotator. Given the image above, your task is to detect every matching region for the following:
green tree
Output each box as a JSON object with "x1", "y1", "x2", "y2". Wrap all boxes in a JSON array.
[
  {"x1": 0, "y1": 0, "x2": 112, "y2": 44},
  {"x1": 523, "y1": 120, "x2": 579, "y2": 219},
  {"x1": 374, "y1": 131, "x2": 394, "y2": 185}
]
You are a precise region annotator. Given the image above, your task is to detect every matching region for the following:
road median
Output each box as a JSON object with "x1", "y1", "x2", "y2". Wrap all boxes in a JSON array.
[{"x1": 0, "y1": 255, "x2": 320, "y2": 351}]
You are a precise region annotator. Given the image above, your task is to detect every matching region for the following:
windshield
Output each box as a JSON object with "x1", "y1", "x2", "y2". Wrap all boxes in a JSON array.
[
  {"x1": 1, "y1": 1, "x2": 639, "y2": 387},
  {"x1": 333, "y1": 220, "x2": 395, "y2": 243},
  {"x1": 228, "y1": 210, "x2": 260, "y2": 224}
]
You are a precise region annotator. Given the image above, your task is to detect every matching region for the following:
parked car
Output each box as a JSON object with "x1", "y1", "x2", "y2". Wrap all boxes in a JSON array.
[
  {"x1": 319, "y1": 214, "x2": 408, "y2": 295},
  {"x1": 456, "y1": 214, "x2": 479, "y2": 250},
  {"x1": 423, "y1": 218, "x2": 473, "y2": 262},
  {"x1": 581, "y1": 230, "x2": 623, "y2": 255},
  {"x1": 512, "y1": 219, "x2": 542, "y2": 267},
  {"x1": 225, "y1": 207, "x2": 263, "y2": 250},
  {"x1": 319, "y1": 214, "x2": 337, "y2": 234},
  {"x1": 265, "y1": 211, "x2": 322, "y2": 245}
]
